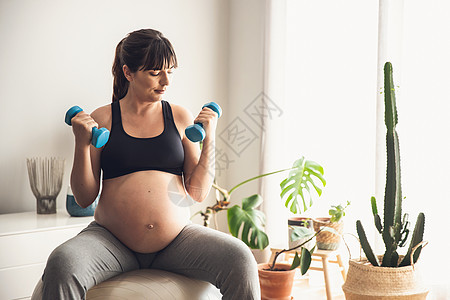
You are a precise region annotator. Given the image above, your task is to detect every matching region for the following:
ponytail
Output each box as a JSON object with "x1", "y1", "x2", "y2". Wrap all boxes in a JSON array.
[{"x1": 112, "y1": 39, "x2": 128, "y2": 102}]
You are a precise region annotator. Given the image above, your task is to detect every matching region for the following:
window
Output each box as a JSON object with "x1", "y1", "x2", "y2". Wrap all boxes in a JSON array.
[{"x1": 263, "y1": 0, "x2": 450, "y2": 285}]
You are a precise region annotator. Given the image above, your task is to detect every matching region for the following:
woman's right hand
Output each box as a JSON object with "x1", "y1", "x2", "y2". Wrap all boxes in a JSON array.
[{"x1": 70, "y1": 111, "x2": 98, "y2": 147}]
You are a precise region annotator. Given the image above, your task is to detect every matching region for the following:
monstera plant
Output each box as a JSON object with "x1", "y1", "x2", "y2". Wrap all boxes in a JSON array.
[
  {"x1": 194, "y1": 156, "x2": 326, "y2": 250},
  {"x1": 280, "y1": 157, "x2": 326, "y2": 215}
]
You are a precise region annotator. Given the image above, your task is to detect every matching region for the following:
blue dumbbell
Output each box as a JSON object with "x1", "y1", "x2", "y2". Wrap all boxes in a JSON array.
[
  {"x1": 65, "y1": 106, "x2": 110, "y2": 148},
  {"x1": 185, "y1": 102, "x2": 222, "y2": 142}
]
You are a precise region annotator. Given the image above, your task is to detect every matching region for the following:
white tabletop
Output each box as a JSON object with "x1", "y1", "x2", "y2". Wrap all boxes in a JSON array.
[{"x1": 0, "y1": 210, "x2": 94, "y2": 237}]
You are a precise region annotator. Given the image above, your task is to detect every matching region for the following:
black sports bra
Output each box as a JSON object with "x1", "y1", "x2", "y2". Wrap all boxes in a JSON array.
[{"x1": 100, "y1": 100, "x2": 184, "y2": 180}]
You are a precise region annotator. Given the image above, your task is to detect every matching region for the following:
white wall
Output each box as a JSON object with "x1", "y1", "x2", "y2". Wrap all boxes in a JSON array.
[
  {"x1": 212, "y1": 0, "x2": 266, "y2": 230},
  {"x1": 0, "y1": 0, "x2": 268, "y2": 229},
  {"x1": 0, "y1": 0, "x2": 231, "y2": 214}
]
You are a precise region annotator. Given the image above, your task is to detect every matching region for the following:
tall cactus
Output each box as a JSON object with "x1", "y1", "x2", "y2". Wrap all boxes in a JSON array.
[{"x1": 356, "y1": 62, "x2": 425, "y2": 267}]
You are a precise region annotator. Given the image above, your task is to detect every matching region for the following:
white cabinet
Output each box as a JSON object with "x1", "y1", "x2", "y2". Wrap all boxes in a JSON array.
[{"x1": 0, "y1": 211, "x2": 93, "y2": 300}]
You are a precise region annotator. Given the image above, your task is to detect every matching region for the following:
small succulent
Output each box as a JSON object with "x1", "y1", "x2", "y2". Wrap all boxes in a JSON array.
[{"x1": 329, "y1": 201, "x2": 351, "y2": 223}]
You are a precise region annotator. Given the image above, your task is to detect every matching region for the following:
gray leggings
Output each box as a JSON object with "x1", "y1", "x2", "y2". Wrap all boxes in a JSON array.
[{"x1": 41, "y1": 222, "x2": 260, "y2": 300}]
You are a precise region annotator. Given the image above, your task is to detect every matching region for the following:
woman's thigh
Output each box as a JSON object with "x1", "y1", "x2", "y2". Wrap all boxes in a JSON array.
[
  {"x1": 150, "y1": 224, "x2": 260, "y2": 298},
  {"x1": 42, "y1": 222, "x2": 139, "y2": 298}
]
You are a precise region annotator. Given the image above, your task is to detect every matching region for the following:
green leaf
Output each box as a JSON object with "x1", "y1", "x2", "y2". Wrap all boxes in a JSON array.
[
  {"x1": 330, "y1": 211, "x2": 342, "y2": 223},
  {"x1": 280, "y1": 157, "x2": 326, "y2": 215},
  {"x1": 242, "y1": 194, "x2": 263, "y2": 211},
  {"x1": 374, "y1": 214, "x2": 383, "y2": 234},
  {"x1": 290, "y1": 252, "x2": 301, "y2": 270},
  {"x1": 399, "y1": 212, "x2": 425, "y2": 266},
  {"x1": 227, "y1": 195, "x2": 269, "y2": 250},
  {"x1": 290, "y1": 226, "x2": 314, "y2": 242},
  {"x1": 371, "y1": 196, "x2": 378, "y2": 215},
  {"x1": 299, "y1": 247, "x2": 312, "y2": 275},
  {"x1": 356, "y1": 220, "x2": 379, "y2": 266},
  {"x1": 329, "y1": 201, "x2": 350, "y2": 223}
]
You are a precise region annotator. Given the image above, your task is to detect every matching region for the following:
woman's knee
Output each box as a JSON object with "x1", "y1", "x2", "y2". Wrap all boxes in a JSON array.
[
  {"x1": 235, "y1": 241, "x2": 257, "y2": 268},
  {"x1": 41, "y1": 242, "x2": 89, "y2": 299},
  {"x1": 43, "y1": 242, "x2": 86, "y2": 283},
  {"x1": 219, "y1": 237, "x2": 258, "y2": 275},
  {"x1": 216, "y1": 238, "x2": 260, "y2": 298},
  {"x1": 200, "y1": 227, "x2": 258, "y2": 271}
]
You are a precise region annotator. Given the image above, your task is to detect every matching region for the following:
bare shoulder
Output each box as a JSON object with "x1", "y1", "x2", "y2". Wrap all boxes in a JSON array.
[
  {"x1": 170, "y1": 102, "x2": 194, "y2": 126},
  {"x1": 90, "y1": 103, "x2": 112, "y2": 129},
  {"x1": 169, "y1": 102, "x2": 195, "y2": 140}
]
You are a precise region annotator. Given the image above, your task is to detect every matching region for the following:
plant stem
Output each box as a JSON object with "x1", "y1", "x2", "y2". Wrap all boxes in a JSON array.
[
  {"x1": 213, "y1": 212, "x2": 219, "y2": 230},
  {"x1": 228, "y1": 167, "x2": 295, "y2": 195},
  {"x1": 269, "y1": 228, "x2": 324, "y2": 271},
  {"x1": 212, "y1": 182, "x2": 229, "y2": 200}
]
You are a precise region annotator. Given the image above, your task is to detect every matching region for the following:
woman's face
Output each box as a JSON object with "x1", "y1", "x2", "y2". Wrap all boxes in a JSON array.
[{"x1": 126, "y1": 66, "x2": 174, "y2": 102}]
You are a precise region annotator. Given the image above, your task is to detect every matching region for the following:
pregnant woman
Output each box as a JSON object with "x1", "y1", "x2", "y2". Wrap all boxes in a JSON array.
[{"x1": 38, "y1": 28, "x2": 260, "y2": 299}]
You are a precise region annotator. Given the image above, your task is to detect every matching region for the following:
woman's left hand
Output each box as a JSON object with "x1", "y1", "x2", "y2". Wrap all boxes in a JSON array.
[{"x1": 193, "y1": 107, "x2": 218, "y2": 140}]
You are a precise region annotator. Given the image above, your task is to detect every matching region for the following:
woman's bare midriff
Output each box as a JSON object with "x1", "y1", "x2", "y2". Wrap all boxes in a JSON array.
[{"x1": 94, "y1": 170, "x2": 192, "y2": 253}]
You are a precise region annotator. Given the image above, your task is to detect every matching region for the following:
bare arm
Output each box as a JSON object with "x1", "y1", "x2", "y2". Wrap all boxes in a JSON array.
[
  {"x1": 69, "y1": 106, "x2": 109, "y2": 208},
  {"x1": 173, "y1": 105, "x2": 218, "y2": 203}
]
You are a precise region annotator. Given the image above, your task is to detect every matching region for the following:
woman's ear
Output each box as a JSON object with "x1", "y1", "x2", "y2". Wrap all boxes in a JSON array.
[{"x1": 122, "y1": 65, "x2": 133, "y2": 82}]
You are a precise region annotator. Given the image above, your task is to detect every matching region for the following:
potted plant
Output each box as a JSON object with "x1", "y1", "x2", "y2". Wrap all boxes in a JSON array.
[
  {"x1": 342, "y1": 62, "x2": 428, "y2": 299},
  {"x1": 193, "y1": 156, "x2": 326, "y2": 299},
  {"x1": 194, "y1": 156, "x2": 326, "y2": 250},
  {"x1": 258, "y1": 222, "x2": 326, "y2": 300},
  {"x1": 258, "y1": 213, "x2": 341, "y2": 300},
  {"x1": 282, "y1": 157, "x2": 327, "y2": 250},
  {"x1": 287, "y1": 216, "x2": 314, "y2": 250},
  {"x1": 313, "y1": 201, "x2": 350, "y2": 250},
  {"x1": 255, "y1": 158, "x2": 328, "y2": 300}
]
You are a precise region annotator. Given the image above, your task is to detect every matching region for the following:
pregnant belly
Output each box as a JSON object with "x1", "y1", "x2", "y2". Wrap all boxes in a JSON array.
[{"x1": 94, "y1": 171, "x2": 193, "y2": 253}]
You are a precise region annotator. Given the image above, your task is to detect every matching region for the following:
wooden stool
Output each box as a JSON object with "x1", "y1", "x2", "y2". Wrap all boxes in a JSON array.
[{"x1": 270, "y1": 247, "x2": 347, "y2": 300}]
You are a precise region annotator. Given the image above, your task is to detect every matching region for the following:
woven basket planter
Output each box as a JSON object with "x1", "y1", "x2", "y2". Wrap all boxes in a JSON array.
[
  {"x1": 313, "y1": 218, "x2": 344, "y2": 250},
  {"x1": 342, "y1": 257, "x2": 429, "y2": 299}
]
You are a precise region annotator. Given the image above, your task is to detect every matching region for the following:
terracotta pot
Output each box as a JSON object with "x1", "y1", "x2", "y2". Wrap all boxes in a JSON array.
[
  {"x1": 313, "y1": 217, "x2": 344, "y2": 250},
  {"x1": 342, "y1": 257, "x2": 429, "y2": 299},
  {"x1": 258, "y1": 263, "x2": 296, "y2": 300}
]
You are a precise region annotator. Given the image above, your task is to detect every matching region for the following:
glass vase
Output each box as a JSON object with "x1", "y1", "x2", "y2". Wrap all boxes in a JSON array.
[{"x1": 26, "y1": 157, "x2": 65, "y2": 214}]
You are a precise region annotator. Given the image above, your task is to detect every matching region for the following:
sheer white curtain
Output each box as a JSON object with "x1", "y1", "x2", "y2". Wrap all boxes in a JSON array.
[
  {"x1": 397, "y1": 0, "x2": 450, "y2": 291},
  {"x1": 261, "y1": 0, "x2": 450, "y2": 293},
  {"x1": 374, "y1": 0, "x2": 450, "y2": 290},
  {"x1": 259, "y1": 0, "x2": 289, "y2": 251},
  {"x1": 260, "y1": 0, "x2": 378, "y2": 251}
]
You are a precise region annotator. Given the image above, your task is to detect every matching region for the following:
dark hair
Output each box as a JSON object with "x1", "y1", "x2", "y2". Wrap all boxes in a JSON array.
[{"x1": 112, "y1": 29, "x2": 178, "y2": 102}]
